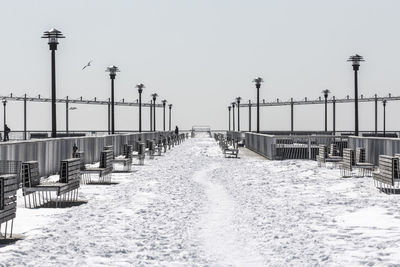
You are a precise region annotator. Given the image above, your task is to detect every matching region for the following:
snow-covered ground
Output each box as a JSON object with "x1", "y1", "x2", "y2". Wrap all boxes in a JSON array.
[{"x1": 2, "y1": 135, "x2": 400, "y2": 266}]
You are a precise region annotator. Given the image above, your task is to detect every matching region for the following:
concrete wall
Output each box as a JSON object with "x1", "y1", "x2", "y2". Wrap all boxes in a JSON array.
[
  {"x1": 0, "y1": 132, "x2": 172, "y2": 177},
  {"x1": 245, "y1": 132, "x2": 276, "y2": 159}
]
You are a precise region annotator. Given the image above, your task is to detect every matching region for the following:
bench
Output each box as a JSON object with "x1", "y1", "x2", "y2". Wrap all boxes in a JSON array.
[
  {"x1": 112, "y1": 144, "x2": 133, "y2": 172},
  {"x1": 22, "y1": 159, "x2": 81, "y2": 208},
  {"x1": 317, "y1": 145, "x2": 342, "y2": 167},
  {"x1": 372, "y1": 155, "x2": 399, "y2": 194},
  {"x1": 340, "y1": 148, "x2": 355, "y2": 177},
  {"x1": 0, "y1": 167, "x2": 19, "y2": 239},
  {"x1": 219, "y1": 138, "x2": 239, "y2": 158},
  {"x1": 146, "y1": 140, "x2": 155, "y2": 159},
  {"x1": 81, "y1": 150, "x2": 113, "y2": 184},
  {"x1": 355, "y1": 148, "x2": 375, "y2": 176}
]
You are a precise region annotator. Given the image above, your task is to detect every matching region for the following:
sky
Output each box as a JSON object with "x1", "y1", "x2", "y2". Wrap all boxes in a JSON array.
[{"x1": 0, "y1": 0, "x2": 400, "y2": 132}]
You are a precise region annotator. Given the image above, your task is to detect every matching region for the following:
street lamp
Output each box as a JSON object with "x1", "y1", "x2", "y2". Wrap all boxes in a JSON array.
[
  {"x1": 162, "y1": 100, "x2": 167, "y2": 131},
  {"x1": 322, "y1": 89, "x2": 330, "y2": 132},
  {"x1": 168, "y1": 104, "x2": 173, "y2": 131},
  {"x1": 42, "y1": 28, "x2": 65, "y2": 138},
  {"x1": 136, "y1": 83, "x2": 145, "y2": 132},
  {"x1": 106, "y1": 65, "x2": 120, "y2": 134},
  {"x1": 228, "y1": 106, "x2": 231, "y2": 131},
  {"x1": 2, "y1": 100, "x2": 7, "y2": 141},
  {"x1": 383, "y1": 99, "x2": 387, "y2": 137},
  {"x1": 151, "y1": 93, "x2": 158, "y2": 131},
  {"x1": 347, "y1": 54, "x2": 364, "y2": 136},
  {"x1": 236, "y1": 97, "x2": 241, "y2": 132},
  {"x1": 252, "y1": 77, "x2": 264, "y2": 133},
  {"x1": 231, "y1": 102, "x2": 236, "y2": 131},
  {"x1": 150, "y1": 99, "x2": 153, "y2": 131}
]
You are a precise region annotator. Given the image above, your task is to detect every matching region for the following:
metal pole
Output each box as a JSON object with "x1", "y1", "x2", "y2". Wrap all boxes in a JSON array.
[
  {"x1": 169, "y1": 105, "x2": 172, "y2": 131},
  {"x1": 228, "y1": 107, "x2": 231, "y2": 131},
  {"x1": 51, "y1": 49, "x2": 57, "y2": 138},
  {"x1": 163, "y1": 103, "x2": 166, "y2": 131},
  {"x1": 150, "y1": 100, "x2": 153, "y2": 131},
  {"x1": 66, "y1": 96, "x2": 69, "y2": 136},
  {"x1": 324, "y1": 94, "x2": 328, "y2": 132},
  {"x1": 232, "y1": 104, "x2": 235, "y2": 131},
  {"x1": 257, "y1": 85, "x2": 260, "y2": 133},
  {"x1": 354, "y1": 68, "x2": 359, "y2": 136},
  {"x1": 107, "y1": 98, "x2": 110, "y2": 134},
  {"x1": 111, "y1": 76, "x2": 115, "y2": 134},
  {"x1": 153, "y1": 99, "x2": 156, "y2": 132},
  {"x1": 3, "y1": 101, "x2": 6, "y2": 142},
  {"x1": 138, "y1": 90, "x2": 142, "y2": 132},
  {"x1": 383, "y1": 100, "x2": 386, "y2": 137},
  {"x1": 24, "y1": 94, "x2": 27, "y2": 140},
  {"x1": 290, "y1": 98, "x2": 294, "y2": 133},
  {"x1": 333, "y1": 96, "x2": 336, "y2": 135},
  {"x1": 237, "y1": 100, "x2": 240, "y2": 132},
  {"x1": 374, "y1": 94, "x2": 378, "y2": 135},
  {"x1": 248, "y1": 100, "x2": 251, "y2": 132}
]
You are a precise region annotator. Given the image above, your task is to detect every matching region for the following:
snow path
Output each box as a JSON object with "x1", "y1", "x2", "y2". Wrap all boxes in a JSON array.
[
  {"x1": 2, "y1": 136, "x2": 400, "y2": 266},
  {"x1": 193, "y1": 165, "x2": 264, "y2": 266}
]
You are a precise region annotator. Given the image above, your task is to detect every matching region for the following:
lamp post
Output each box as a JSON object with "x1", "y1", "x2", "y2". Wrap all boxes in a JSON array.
[
  {"x1": 236, "y1": 97, "x2": 241, "y2": 132},
  {"x1": 151, "y1": 93, "x2": 158, "y2": 131},
  {"x1": 348, "y1": 54, "x2": 364, "y2": 136},
  {"x1": 252, "y1": 77, "x2": 264, "y2": 133},
  {"x1": 42, "y1": 28, "x2": 65, "y2": 138},
  {"x1": 322, "y1": 89, "x2": 330, "y2": 132},
  {"x1": 24, "y1": 94, "x2": 27, "y2": 140},
  {"x1": 168, "y1": 104, "x2": 172, "y2": 131},
  {"x1": 136, "y1": 83, "x2": 145, "y2": 132},
  {"x1": 162, "y1": 100, "x2": 167, "y2": 131},
  {"x1": 290, "y1": 98, "x2": 294, "y2": 133},
  {"x1": 106, "y1": 65, "x2": 120, "y2": 134},
  {"x1": 228, "y1": 106, "x2": 231, "y2": 131},
  {"x1": 150, "y1": 99, "x2": 153, "y2": 131},
  {"x1": 231, "y1": 102, "x2": 236, "y2": 131},
  {"x1": 66, "y1": 96, "x2": 69, "y2": 136},
  {"x1": 248, "y1": 100, "x2": 251, "y2": 132},
  {"x1": 374, "y1": 94, "x2": 378, "y2": 136},
  {"x1": 383, "y1": 99, "x2": 387, "y2": 137},
  {"x1": 2, "y1": 100, "x2": 6, "y2": 141},
  {"x1": 107, "y1": 98, "x2": 111, "y2": 134},
  {"x1": 332, "y1": 96, "x2": 336, "y2": 135}
]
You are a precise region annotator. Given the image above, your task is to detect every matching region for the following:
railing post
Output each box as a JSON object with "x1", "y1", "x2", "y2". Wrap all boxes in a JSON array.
[{"x1": 308, "y1": 135, "x2": 311, "y2": 160}]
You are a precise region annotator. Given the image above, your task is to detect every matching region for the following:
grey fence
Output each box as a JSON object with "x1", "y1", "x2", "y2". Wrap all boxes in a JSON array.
[
  {"x1": 0, "y1": 132, "x2": 172, "y2": 177},
  {"x1": 348, "y1": 136, "x2": 400, "y2": 166},
  {"x1": 245, "y1": 132, "x2": 348, "y2": 160}
]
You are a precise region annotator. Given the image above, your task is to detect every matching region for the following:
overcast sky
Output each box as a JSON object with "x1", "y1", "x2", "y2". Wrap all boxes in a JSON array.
[{"x1": 0, "y1": 0, "x2": 399, "y2": 132}]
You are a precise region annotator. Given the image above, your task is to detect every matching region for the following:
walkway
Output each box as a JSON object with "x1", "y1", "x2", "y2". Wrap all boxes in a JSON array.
[{"x1": 2, "y1": 136, "x2": 400, "y2": 266}]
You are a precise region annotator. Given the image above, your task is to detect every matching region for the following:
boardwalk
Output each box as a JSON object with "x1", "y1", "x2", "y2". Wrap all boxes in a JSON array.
[{"x1": 2, "y1": 135, "x2": 400, "y2": 266}]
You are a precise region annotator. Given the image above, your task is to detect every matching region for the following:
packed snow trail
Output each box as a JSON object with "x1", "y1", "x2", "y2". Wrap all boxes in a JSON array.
[{"x1": 2, "y1": 136, "x2": 400, "y2": 266}]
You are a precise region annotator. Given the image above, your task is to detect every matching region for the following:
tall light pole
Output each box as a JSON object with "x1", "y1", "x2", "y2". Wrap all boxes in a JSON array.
[
  {"x1": 42, "y1": 28, "x2": 65, "y2": 138},
  {"x1": 332, "y1": 96, "x2": 336, "y2": 135},
  {"x1": 228, "y1": 106, "x2": 231, "y2": 131},
  {"x1": 374, "y1": 94, "x2": 378, "y2": 136},
  {"x1": 252, "y1": 77, "x2": 264, "y2": 133},
  {"x1": 383, "y1": 99, "x2": 387, "y2": 137},
  {"x1": 348, "y1": 54, "x2": 364, "y2": 136},
  {"x1": 150, "y1": 99, "x2": 153, "y2": 131},
  {"x1": 236, "y1": 97, "x2": 241, "y2": 132},
  {"x1": 162, "y1": 100, "x2": 167, "y2": 131},
  {"x1": 106, "y1": 65, "x2": 120, "y2": 134},
  {"x1": 136, "y1": 83, "x2": 145, "y2": 132},
  {"x1": 151, "y1": 93, "x2": 158, "y2": 131},
  {"x1": 2, "y1": 100, "x2": 7, "y2": 142},
  {"x1": 322, "y1": 89, "x2": 330, "y2": 132},
  {"x1": 24, "y1": 94, "x2": 27, "y2": 140},
  {"x1": 107, "y1": 98, "x2": 111, "y2": 134},
  {"x1": 231, "y1": 102, "x2": 236, "y2": 131},
  {"x1": 248, "y1": 100, "x2": 251, "y2": 132},
  {"x1": 168, "y1": 104, "x2": 172, "y2": 131},
  {"x1": 290, "y1": 98, "x2": 294, "y2": 133}
]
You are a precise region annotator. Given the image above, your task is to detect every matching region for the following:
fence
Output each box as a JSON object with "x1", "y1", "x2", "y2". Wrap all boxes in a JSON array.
[
  {"x1": 348, "y1": 136, "x2": 400, "y2": 166},
  {"x1": 0, "y1": 131, "x2": 172, "y2": 177},
  {"x1": 245, "y1": 132, "x2": 348, "y2": 160}
]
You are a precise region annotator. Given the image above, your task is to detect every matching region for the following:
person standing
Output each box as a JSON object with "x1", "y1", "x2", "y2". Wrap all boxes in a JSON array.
[
  {"x1": 175, "y1": 126, "x2": 179, "y2": 135},
  {"x1": 4, "y1": 124, "x2": 10, "y2": 141}
]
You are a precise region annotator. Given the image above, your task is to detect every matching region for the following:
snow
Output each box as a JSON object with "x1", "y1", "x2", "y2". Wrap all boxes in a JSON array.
[{"x1": 2, "y1": 136, "x2": 400, "y2": 266}]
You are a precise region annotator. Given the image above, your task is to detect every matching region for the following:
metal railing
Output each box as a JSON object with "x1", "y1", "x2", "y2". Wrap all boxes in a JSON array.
[{"x1": 0, "y1": 131, "x2": 172, "y2": 177}]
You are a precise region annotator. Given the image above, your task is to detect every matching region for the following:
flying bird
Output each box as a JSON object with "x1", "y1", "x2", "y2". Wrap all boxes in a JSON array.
[{"x1": 82, "y1": 60, "x2": 92, "y2": 70}]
